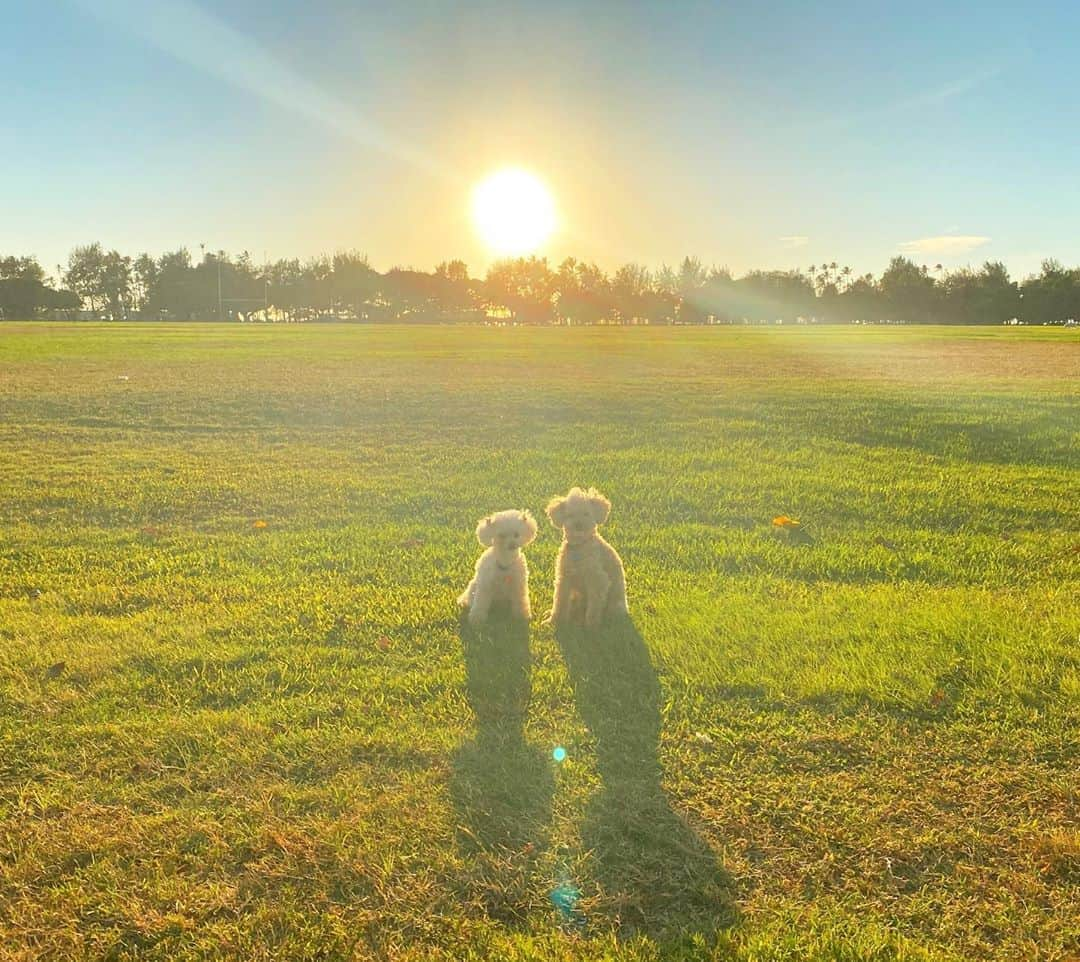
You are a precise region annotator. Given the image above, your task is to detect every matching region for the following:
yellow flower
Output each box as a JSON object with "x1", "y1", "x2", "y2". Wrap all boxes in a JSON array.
[{"x1": 252, "y1": 520, "x2": 268, "y2": 529}]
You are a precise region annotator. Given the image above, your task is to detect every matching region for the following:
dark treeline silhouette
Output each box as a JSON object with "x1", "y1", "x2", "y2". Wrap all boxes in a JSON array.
[{"x1": 3, "y1": 245, "x2": 1079, "y2": 326}]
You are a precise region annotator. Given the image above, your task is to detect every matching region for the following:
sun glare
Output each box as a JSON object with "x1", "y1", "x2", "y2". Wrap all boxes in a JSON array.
[{"x1": 472, "y1": 168, "x2": 556, "y2": 256}]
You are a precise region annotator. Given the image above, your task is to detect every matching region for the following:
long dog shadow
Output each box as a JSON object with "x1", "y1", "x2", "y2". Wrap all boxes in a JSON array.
[
  {"x1": 556, "y1": 616, "x2": 738, "y2": 940},
  {"x1": 449, "y1": 605, "x2": 554, "y2": 923}
]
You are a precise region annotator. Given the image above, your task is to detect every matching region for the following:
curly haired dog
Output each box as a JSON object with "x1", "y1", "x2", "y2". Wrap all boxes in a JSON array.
[
  {"x1": 545, "y1": 487, "x2": 628, "y2": 627},
  {"x1": 458, "y1": 509, "x2": 539, "y2": 625}
]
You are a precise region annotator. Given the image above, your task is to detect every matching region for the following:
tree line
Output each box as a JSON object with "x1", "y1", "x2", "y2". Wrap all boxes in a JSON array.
[{"x1": 2, "y1": 244, "x2": 1079, "y2": 325}]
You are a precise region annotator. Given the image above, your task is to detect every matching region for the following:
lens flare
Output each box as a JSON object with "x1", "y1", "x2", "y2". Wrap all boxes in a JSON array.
[
  {"x1": 550, "y1": 881, "x2": 582, "y2": 918},
  {"x1": 552, "y1": 746, "x2": 567, "y2": 762}
]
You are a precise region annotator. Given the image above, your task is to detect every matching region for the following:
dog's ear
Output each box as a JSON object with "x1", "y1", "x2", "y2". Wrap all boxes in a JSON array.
[
  {"x1": 586, "y1": 488, "x2": 611, "y2": 524},
  {"x1": 476, "y1": 515, "x2": 496, "y2": 546},
  {"x1": 519, "y1": 510, "x2": 539, "y2": 545},
  {"x1": 545, "y1": 496, "x2": 568, "y2": 528}
]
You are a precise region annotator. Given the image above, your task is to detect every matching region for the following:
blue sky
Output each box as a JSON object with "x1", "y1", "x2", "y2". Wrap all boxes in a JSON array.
[{"x1": 4, "y1": 0, "x2": 1079, "y2": 280}]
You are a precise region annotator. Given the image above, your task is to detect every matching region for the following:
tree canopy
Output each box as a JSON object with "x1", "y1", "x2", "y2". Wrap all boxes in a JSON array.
[{"x1": 2, "y1": 245, "x2": 1078, "y2": 326}]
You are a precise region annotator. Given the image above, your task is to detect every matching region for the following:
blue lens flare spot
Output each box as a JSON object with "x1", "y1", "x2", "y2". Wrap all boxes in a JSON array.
[
  {"x1": 552, "y1": 746, "x2": 567, "y2": 763},
  {"x1": 550, "y1": 879, "x2": 585, "y2": 928},
  {"x1": 550, "y1": 882, "x2": 580, "y2": 911}
]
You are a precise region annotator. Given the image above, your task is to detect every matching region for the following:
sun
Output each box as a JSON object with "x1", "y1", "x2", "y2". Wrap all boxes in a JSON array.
[{"x1": 471, "y1": 168, "x2": 556, "y2": 256}]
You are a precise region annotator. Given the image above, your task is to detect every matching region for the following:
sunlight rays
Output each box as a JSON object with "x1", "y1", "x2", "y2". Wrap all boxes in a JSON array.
[{"x1": 77, "y1": 0, "x2": 456, "y2": 183}]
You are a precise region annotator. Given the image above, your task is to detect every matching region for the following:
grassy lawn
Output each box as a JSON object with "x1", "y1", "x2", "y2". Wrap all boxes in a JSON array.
[{"x1": 0, "y1": 323, "x2": 1077, "y2": 961}]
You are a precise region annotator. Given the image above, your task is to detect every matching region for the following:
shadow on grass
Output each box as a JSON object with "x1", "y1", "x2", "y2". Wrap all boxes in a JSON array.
[
  {"x1": 557, "y1": 616, "x2": 738, "y2": 941},
  {"x1": 449, "y1": 605, "x2": 554, "y2": 925},
  {"x1": 777, "y1": 394, "x2": 1077, "y2": 470}
]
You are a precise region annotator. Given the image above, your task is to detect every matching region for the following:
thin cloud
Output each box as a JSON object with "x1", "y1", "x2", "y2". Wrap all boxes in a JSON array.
[
  {"x1": 890, "y1": 65, "x2": 1003, "y2": 113},
  {"x1": 898, "y1": 235, "x2": 991, "y2": 256},
  {"x1": 814, "y1": 64, "x2": 1004, "y2": 135},
  {"x1": 779, "y1": 235, "x2": 809, "y2": 249}
]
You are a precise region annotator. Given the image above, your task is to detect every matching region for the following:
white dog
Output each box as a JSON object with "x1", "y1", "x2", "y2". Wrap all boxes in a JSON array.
[
  {"x1": 545, "y1": 487, "x2": 628, "y2": 627},
  {"x1": 458, "y1": 509, "x2": 538, "y2": 625}
]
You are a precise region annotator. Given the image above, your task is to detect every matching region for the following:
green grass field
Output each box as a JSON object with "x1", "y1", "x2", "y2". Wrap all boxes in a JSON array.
[{"x1": 1, "y1": 323, "x2": 1077, "y2": 962}]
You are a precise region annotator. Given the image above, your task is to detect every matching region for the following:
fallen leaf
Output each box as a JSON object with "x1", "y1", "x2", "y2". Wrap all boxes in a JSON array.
[
  {"x1": 377, "y1": 636, "x2": 392, "y2": 651},
  {"x1": 252, "y1": 520, "x2": 268, "y2": 529}
]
